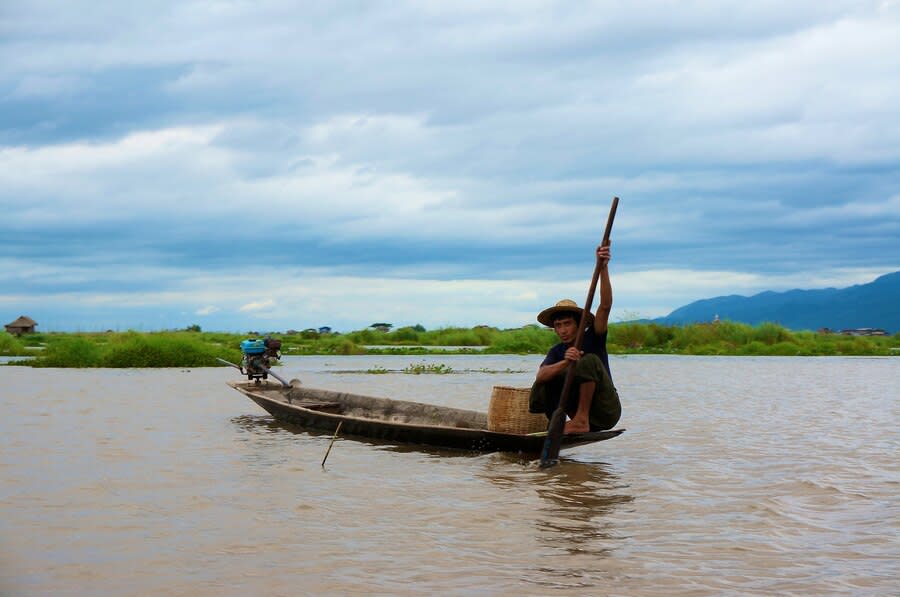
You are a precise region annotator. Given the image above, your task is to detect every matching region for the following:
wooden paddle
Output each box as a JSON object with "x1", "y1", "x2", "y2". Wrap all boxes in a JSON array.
[{"x1": 540, "y1": 196, "x2": 619, "y2": 468}]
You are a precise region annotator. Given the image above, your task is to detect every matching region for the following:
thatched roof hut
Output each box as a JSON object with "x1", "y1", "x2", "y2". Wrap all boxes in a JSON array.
[{"x1": 4, "y1": 315, "x2": 37, "y2": 336}]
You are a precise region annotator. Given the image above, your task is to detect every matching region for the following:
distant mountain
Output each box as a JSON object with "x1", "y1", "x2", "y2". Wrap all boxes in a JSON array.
[{"x1": 657, "y1": 271, "x2": 900, "y2": 333}]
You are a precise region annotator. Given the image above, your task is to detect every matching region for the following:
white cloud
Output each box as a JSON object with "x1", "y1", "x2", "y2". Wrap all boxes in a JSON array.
[
  {"x1": 0, "y1": 119, "x2": 586, "y2": 244},
  {"x1": 239, "y1": 299, "x2": 276, "y2": 313},
  {"x1": 4, "y1": 258, "x2": 895, "y2": 331},
  {"x1": 0, "y1": 125, "x2": 230, "y2": 226}
]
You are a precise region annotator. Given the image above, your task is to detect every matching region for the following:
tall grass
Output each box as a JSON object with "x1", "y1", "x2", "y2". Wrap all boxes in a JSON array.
[
  {"x1": 14, "y1": 322, "x2": 898, "y2": 367},
  {"x1": 30, "y1": 332, "x2": 241, "y2": 368},
  {"x1": 33, "y1": 336, "x2": 103, "y2": 367},
  {"x1": 484, "y1": 325, "x2": 555, "y2": 354},
  {"x1": 0, "y1": 332, "x2": 28, "y2": 356},
  {"x1": 100, "y1": 333, "x2": 235, "y2": 367},
  {"x1": 607, "y1": 320, "x2": 897, "y2": 356}
]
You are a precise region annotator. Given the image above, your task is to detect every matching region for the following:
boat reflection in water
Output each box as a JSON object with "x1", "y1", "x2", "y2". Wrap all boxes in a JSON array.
[{"x1": 483, "y1": 455, "x2": 633, "y2": 558}]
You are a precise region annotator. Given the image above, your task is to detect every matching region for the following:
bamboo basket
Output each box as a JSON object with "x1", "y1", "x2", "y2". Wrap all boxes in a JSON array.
[{"x1": 487, "y1": 386, "x2": 548, "y2": 435}]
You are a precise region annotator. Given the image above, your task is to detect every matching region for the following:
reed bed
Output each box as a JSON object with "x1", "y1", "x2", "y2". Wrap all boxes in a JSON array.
[
  {"x1": 25, "y1": 332, "x2": 241, "y2": 368},
  {"x1": 2, "y1": 321, "x2": 897, "y2": 367}
]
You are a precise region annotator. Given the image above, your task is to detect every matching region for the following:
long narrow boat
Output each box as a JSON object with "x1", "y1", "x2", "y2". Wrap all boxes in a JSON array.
[{"x1": 228, "y1": 380, "x2": 624, "y2": 455}]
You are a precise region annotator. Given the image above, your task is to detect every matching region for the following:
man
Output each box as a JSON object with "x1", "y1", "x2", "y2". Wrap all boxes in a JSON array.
[{"x1": 529, "y1": 244, "x2": 620, "y2": 433}]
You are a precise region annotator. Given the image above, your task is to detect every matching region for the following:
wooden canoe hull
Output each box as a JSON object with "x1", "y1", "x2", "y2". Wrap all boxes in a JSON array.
[{"x1": 228, "y1": 380, "x2": 623, "y2": 455}]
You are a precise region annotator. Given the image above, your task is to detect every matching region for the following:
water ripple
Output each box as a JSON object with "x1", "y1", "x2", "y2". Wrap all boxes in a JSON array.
[{"x1": 1, "y1": 356, "x2": 897, "y2": 596}]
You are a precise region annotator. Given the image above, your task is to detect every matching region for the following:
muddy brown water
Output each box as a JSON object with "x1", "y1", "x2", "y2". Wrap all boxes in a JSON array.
[{"x1": 1, "y1": 355, "x2": 897, "y2": 596}]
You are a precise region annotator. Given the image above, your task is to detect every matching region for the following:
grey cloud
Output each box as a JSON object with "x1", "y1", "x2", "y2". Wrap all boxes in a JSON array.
[{"x1": 1, "y1": 1, "x2": 898, "y2": 330}]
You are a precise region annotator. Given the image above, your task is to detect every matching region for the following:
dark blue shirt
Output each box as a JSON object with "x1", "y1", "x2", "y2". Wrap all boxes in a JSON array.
[{"x1": 541, "y1": 325, "x2": 612, "y2": 383}]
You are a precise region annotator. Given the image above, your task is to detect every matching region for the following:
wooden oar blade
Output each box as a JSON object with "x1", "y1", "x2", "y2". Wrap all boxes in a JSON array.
[{"x1": 539, "y1": 400, "x2": 568, "y2": 467}]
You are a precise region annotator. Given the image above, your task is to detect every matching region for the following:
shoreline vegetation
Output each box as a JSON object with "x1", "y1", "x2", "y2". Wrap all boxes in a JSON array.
[{"x1": 1, "y1": 321, "x2": 897, "y2": 368}]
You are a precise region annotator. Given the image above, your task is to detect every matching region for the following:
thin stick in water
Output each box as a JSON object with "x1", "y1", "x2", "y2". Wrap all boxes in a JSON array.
[{"x1": 321, "y1": 421, "x2": 343, "y2": 467}]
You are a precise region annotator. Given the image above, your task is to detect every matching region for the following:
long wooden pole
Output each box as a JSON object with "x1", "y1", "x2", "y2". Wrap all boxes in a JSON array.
[
  {"x1": 321, "y1": 421, "x2": 343, "y2": 467},
  {"x1": 540, "y1": 197, "x2": 619, "y2": 468}
]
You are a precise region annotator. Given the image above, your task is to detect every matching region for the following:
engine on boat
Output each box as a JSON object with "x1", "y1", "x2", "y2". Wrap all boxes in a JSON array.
[{"x1": 240, "y1": 337, "x2": 282, "y2": 382}]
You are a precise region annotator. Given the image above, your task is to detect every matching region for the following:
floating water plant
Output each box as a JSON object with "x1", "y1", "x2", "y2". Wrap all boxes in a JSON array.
[{"x1": 402, "y1": 363, "x2": 454, "y2": 374}]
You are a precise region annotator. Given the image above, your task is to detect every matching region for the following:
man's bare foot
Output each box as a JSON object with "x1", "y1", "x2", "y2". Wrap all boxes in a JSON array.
[{"x1": 564, "y1": 419, "x2": 590, "y2": 434}]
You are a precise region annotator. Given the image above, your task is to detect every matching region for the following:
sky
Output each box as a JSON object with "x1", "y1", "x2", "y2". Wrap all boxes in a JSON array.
[{"x1": 1, "y1": 1, "x2": 898, "y2": 333}]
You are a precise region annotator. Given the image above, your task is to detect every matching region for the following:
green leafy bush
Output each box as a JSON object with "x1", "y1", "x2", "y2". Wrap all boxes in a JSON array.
[
  {"x1": 33, "y1": 336, "x2": 103, "y2": 367},
  {"x1": 486, "y1": 326, "x2": 555, "y2": 354},
  {"x1": 764, "y1": 341, "x2": 802, "y2": 356},
  {"x1": 609, "y1": 323, "x2": 654, "y2": 349},
  {"x1": 19, "y1": 333, "x2": 47, "y2": 347},
  {"x1": 100, "y1": 333, "x2": 220, "y2": 367},
  {"x1": 391, "y1": 326, "x2": 421, "y2": 343},
  {"x1": 332, "y1": 339, "x2": 366, "y2": 355},
  {"x1": 753, "y1": 322, "x2": 794, "y2": 345},
  {"x1": 671, "y1": 323, "x2": 720, "y2": 349},
  {"x1": 31, "y1": 332, "x2": 240, "y2": 368},
  {"x1": 0, "y1": 332, "x2": 27, "y2": 356}
]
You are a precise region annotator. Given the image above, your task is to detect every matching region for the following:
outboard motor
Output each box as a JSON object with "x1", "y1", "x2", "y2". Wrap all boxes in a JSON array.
[{"x1": 239, "y1": 337, "x2": 282, "y2": 382}]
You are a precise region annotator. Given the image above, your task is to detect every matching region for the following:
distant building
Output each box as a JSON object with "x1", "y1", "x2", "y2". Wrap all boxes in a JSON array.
[
  {"x1": 5, "y1": 315, "x2": 37, "y2": 336},
  {"x1": 839, "y1": 328, "x2": 888, "y2": 336}
]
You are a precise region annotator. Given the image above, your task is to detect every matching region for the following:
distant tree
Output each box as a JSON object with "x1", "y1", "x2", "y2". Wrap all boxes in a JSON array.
[
  {"x1": 370, "y1": 322, "x2": 393, "y2": 332},
  {"x1": 413, "y1": 324, "x2": 426, "y2": 332},
  {"x1": 185, "y1": 324, "x2": 202, "y2": 332}
]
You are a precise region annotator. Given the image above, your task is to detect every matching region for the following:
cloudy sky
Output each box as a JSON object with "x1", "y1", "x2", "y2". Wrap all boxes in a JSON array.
[{"x1": 1, "y1": 1, "x2": 898, "y2": 332}]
